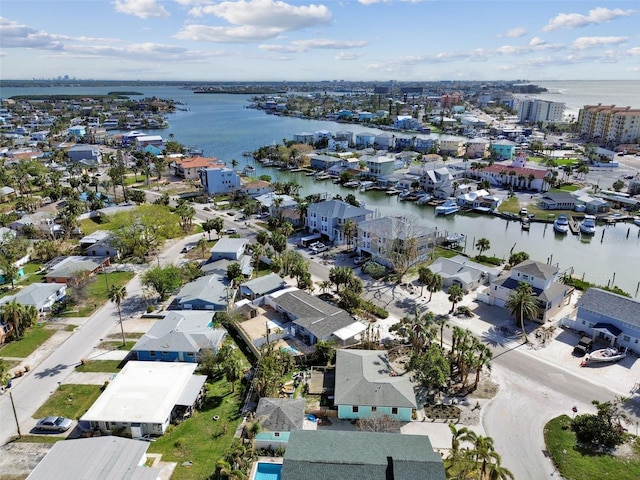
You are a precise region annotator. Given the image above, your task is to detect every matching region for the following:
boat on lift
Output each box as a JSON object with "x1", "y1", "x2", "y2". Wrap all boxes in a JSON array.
[
  {"x1": 553, "y1": 215, "x2": 569, "y2": 234},
  {"x1": 579, "y1": 215, "x2": 597, "y2": 235}
]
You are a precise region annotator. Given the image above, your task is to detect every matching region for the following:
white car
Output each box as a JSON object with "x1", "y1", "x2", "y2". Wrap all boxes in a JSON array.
[
  {"x1": 225, "y1": 228, "x2": 238, "y2": 234},
  {"x1": 310, "y1": 243, "x2": 328, "y2": 254}
]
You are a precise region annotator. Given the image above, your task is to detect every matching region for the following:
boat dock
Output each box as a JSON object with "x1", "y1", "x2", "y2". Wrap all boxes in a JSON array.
[{"x1": 568, "y1": 216, "x2": 579, "y2": 235}]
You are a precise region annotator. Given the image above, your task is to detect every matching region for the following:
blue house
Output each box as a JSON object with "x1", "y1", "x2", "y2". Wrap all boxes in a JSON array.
[
  {"x1": 567, "y1": 288, "x2": 640, "y2": 352},
  {"x1": 355, "y1": 132, "x2": 376, "y2": 147},
  {"x1": 199, "y1": 166, "x2": 241, "y2": 195},
  {"x1": 334, "y1": 349, "x2": 417, "y2": 421},
  {"x1": 131, "y1": 311, "x2": 226, "y2": 363},
  {"x1": 490, "y1": 140, "x2": 516, "y2": 161},
  {"x1": 67, "y1": 126, "x2": 86, "y2": 138},
  {"x1": 175, "y1": 274, "x2": 230, "y2": 311}
]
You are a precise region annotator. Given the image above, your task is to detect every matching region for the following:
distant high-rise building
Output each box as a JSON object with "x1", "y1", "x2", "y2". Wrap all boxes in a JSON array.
[
  {"x1": 578, "y1": 104, "x2": 640, "y2": 145},
  {"x1": 518, "y1": 99, "x2": 565, "y2": 123}
]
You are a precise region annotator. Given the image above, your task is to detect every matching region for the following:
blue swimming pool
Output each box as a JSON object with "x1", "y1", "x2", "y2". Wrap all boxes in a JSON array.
[{"x1": 254, "y1": 462, "x2": 282, "y2": 480}]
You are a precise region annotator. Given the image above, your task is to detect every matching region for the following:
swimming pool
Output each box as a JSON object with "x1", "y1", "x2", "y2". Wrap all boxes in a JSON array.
[{"x1": 253, "y1": 462, "x2": 282, "y2": 480}]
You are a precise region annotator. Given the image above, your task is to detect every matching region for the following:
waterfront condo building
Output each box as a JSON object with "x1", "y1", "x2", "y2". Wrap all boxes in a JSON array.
[
  {"x1": 199, "y1": 166, "x2": 242, "y2": 195},
  {"x1": 306, "y1": 199, "x2": 373, "y2": 244},
  {"x1": 518, "y1": 99, "x2": 565, "y2": 124},
  {"x1": 578, "y1": 104, "x2": 640, "y2": 146}
]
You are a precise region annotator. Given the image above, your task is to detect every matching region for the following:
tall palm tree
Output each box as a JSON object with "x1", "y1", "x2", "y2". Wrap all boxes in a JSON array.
[
  {"x1": 223, "y1": 353, "x2": 243, "y2": 393},
  {"x1": 341, "y1": 218, "x2": 357, "y2": 249},
  {"x1": 417, "y1": 266, "x2": 432, "y2": 296},
  {"x1": 505, "y1": 282, "x2": 539, "y2": 344},
  {"x1": 447, "y1": 284, "x2": 464, "y2": 314},
  {"x1": 109, "y1": 285, "x2": 127, "y2": 346},
  {"x1": 473, "y1": 343, "x2": 493, "y2": 390},
  {"x1": 427, "y1": 272, "x2": 443, "y2": 301},
  {"x1": 0, "y1": 300, "x2": 26, "y2": 340},
  {"x1": 475, "y1": 237, "x2": 490, "y2": 258},
  {"x1": 202, "y1": 219, "x2": 216, "y2": 241}
]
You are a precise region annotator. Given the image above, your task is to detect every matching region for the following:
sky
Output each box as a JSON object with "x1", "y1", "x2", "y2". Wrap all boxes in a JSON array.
[{"x1": 1, "y1": 0, "x2": 639, "y2": 82}]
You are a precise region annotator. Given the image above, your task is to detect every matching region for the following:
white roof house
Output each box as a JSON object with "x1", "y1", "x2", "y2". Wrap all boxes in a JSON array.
[{"x1": 81, "y1": 361, "x2": 204, "y2": 436}]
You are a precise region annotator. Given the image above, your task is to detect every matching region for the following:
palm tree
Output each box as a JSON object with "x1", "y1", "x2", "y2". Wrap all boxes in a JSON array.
[
  {"x1": 417, "y1": 266, "x2": 432, "y2": 296},
  {"x1": 505, "y1": 282, "x2": 539, "y2": 344},
  {"x1": 109, "y1": 285, "x2": 127, "y2": 346},
  {"x1": 427, "y1": 272, "x2": 443, "y2": 301},
  {"x1": 202, "y1": 219, "x2": 216, "y2": 241},
  {"x1": 448, "y1": 284, "x2": 464, "y2": 314},
  {"x1": 341, "y1": 218, "x2": 358, "y2": 249},
  {"x1": 473, "y1": 343, "x2": 493, "y2": 390},
  {"x1": 475, "y1": 237, "x2": 490, "y2": 258},
  {"x1": 223, "y1": 353, "x2": 243, "y2": 393},
  {"x1": 212, "y1": 217, "x2": 224, "y2": 239},
  {"x1": 0, "y1": 300, "x2": 28, "y2": 340}
]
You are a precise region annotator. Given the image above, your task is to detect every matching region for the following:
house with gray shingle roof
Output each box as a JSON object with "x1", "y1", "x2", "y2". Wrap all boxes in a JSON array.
[
  {"x1": 175, "y1": 274, "x2": 230, "y2": 311},
  {"x1": 428, "y1": 255, "x2": 500, "y2": 292},
  {"x1": 280, "y1": 430, "x2": 446, "y2": 480},
  {"x1": 254, "y1": 397, "x2": 305, "y2": 450},
  {"x1": 487, "y1": 259, "x2": 573, "y2": 323},
  {"x1": 334, "y1": 349, "x2": 417, "y2": 421},
  {"x1": 564, "y1": 288, "x2": 640, "y2": 351},
  {"x1": 131, "y1": 311, "x2": 226, "y2": 363},
  {"x1": 44, "y1": 256, "x2": 110, "y2": 285},
  {"x1": 240, "y1": 273, "x2": 287, "y2": 301},
  {"x1": 306, "y1": 199, "x2": 372, "y2": 244},
  {"x1": 0, "y1": 283, "x2": 66, "y2": 314},
  {"x1": 266, "y1": 289, "x2": 365, "y2": 346}
]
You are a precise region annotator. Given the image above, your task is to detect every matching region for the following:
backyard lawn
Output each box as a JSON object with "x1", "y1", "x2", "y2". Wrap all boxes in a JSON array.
[
  {"x1": 544, "y1": 415, "x2": 640, "y2": 480},
  {"x1": 75, "y1": 360, "x2": 124, "y2": 373},
  {"x1": 0, "y1": 325, "x2": 55, "y2": 358},
  {"x1": 57, "y1": 270, "x2": 134, "y2": 317},
  {"x1": 148, "y1": 373, "x2": 246, "y2": 480}
]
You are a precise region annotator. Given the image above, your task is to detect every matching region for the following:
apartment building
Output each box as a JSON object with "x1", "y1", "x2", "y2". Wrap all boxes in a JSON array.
[{"x1": 578, "y1": 104, "x2": 640, "y2": 145}]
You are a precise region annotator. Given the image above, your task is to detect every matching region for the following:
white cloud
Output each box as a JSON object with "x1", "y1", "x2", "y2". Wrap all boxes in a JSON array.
[
  {"x1": 0, "y1": 17, "x2": 63, "y2": 49},
  {"x1": 175, "y1": 24, "x2": 282, "y2": 43},
  {"x1": 114, "y1": 0, "x2": 170, "y2": 19},
  {"x1": 628, "y1": 47, "x2": 640, "y2": 56},
  {"x1": 335, "y1": 51, "x2": 363, "y2": 60},
  {"x1": 572, "y1": 36, "x2": 628, "y2": 50},
  {"x1": 501, "y1": 27, "x2": 527, "y2": 38},
  {"x1": 260, "y1": 38, "x2": 367, "y2": 52},
  {"x1": 542, "y1": 7, "x2": 635, "y2": 32},
  {"x1": 529, "y1": 37, "x2": 546, "y2": 46},
  {"x1": 191, "y1": 0, "x2": 331, "y2": 31}
]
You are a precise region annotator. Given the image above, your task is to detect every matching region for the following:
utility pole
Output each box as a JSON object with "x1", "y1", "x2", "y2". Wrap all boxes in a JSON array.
[{"x1": 9, "y1": 391, "x2": 21, "y2": 438}]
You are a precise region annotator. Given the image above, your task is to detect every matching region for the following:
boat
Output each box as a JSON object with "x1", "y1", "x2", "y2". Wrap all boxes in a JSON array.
[
  {"x1": 435, "y1": 198, "x2": 460, "y2": 215},
  {"x1": 579, "y1": 215, "x2": 597, "y2": 235},
  {"x1": 553, "y1": 215, "x2": 569, "y2": 234},
  {"x1": 446, "y1": 233, "x2": 465, "y2": 244},
  {"x1": 521, "y1": 219, "x2": 530, "y2": 231},
  {"x1": 585, "y1": 347, "x2": 627, "y2": 364},
  {"x1": 386, "y1": 188, "x2": 402, "y2": 196},
  {"x1": 243, "y1": 165, "x2": 255, "y2": 172},
  {"x1": 359, "y1": 181, "x2": 375, "y2": 191},
  {"x1": 305, "y1": 171, "x2": 316, "y2": 176},
  {"x1": 344, "y1": 180, "x2": 360, "y2": 189},
  {"x1": 633, "y1": 217, "x2": 640, "y2": 227},
  {"x1": 417, "y1": 194, "x2": 432, "y2": 205}
]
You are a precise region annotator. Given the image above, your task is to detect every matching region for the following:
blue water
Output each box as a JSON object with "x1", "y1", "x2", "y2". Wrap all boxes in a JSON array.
[
  {"x1": 2, "y1": 83, "x2": 639, "y2": 296},
  {"x1": 254, "y1": 462, "x2": 282, "y2": 480}
]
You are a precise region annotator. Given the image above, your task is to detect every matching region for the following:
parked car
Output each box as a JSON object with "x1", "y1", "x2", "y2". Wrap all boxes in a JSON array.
[
  {"x1": 573, "y1": 336, "x2": 594, "y2": 356},
  {"x1": 225, "y1": 228, "x2": 238, "y2": 234},
  {"x1": 181, "y1": 245, "x2": 194, "y2": 253},
  {"x1": 310, "y1": 243, "x2": 328, "y2": 254},
  {"x1": 36, "y1": 416, "x2": 73, "y2": 432},
  {"x1": 354, "y1": 256, "x2": 365, "y2": 265}
]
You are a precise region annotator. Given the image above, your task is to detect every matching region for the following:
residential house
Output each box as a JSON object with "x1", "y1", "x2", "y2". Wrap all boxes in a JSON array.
[
  {"x1": 254, "y1": 397, "x2": 306, "y2": 450},
  {"x1": 240, "y1": 273, "x2": 287, "y2": 301},
  {"x1": 131, "y1": 311, "x2": 226, "y2": 363},
  {"x1": 574, "y1": 194, "x2": 611, "y2": 214},
  {"x1": 355, "y1": 132, "x2": 376, "y2": 147},
  {"x1": 365, "y1": 155, "x2": 396, "y2": 178},
  {"x1": 455, "y1": 189, "x2": 503, "y2": 210},
  {"x1": 67, "y1": 126, "x2": 86, "y2": 138},
  {"x1": 427, "y1": 255, "x2": 500, "y2": 292},
  {"x1": 255, "y1": 193, "x2": 298, "y2": 218},
  {"x1": 563, "y1": 288, "x2": 640, "y2": 352},
  {"x1": 265, "y1": 289, "x2": 366, "y2": 346},
  {"x1": 356, "y1": 216, "x2": 437, "y2": 270},
  {"x1": 27, "y1": 436, "x2": 162, "y2": 480},
  {"x1": 173, "y1": 156, "x2": 222, "y2": 180},
  {"x1": 415, "y1": 137, "x2": 436, "y2": 153},
  {"x1": 306, "y1": 199, "x2": 373, "y2": 244},
  {"x1": 309, "y1": 154, "x2": 341, "y2": 171},
  {"x1": 199, "y1": 166, "x2": 242, "y2": 195},
  {"x1": 293, "y1": 132, "x2": 314, "y2": 144},
  {"x1": 210, "y1": 238, "x2": 247, "y2": 262},
  {"x1": 478, "y1": 163, "x2": 550, "y2": 192},
  {"x1": 374, "y1": 132, "x2": 395, "y2": 150},
  {"x1": 85, "y1": 236, "x2": 120, "y2": 260},
  {"x1": 44, "y1": 256, "x2": 110, "y2": 286},
  {"x1": 438, "y1": 137, "x2": 464, "y2": 156},
  {"x1": 280, "y1": 430, "x2": 446, "y2": 480},
  {"x1": 490, "y1": 140, "x2": 517, "y2": 160},
  {"x1": 334, "y1": 349, "x2": 417, "y2": 421},
  {"x1": 134, "y1": 135, "x2": 163, "y2": 151},
  {"x1": 67, "y1": 145, "x2": 101, "y2": 165},
  {"x1": 486, "y1": 259, "x2": 573, "y2": 323},
  {"x1": 539, "y1": 192, "x2": 577, "y2": 210},
  {"x1": 0, "y1": 186, "x2": 16, "y2": 202},
  {"x1": 79, "y1": 230, "x2": 111, "y2": 249},
  {"x1": 465, "y1": 138, "x2": 489, "y2": 159},
  {"x1": 241, "y1": 180, "x2": 274, "y2": 198},
  {"x1": 175, "y1": 274, "x2": 230, "y2": 311},
  {"x1": 0, "y1": 283, "x2": 66, "y2": 315},
  {"x1": 81, "y1": 361, "x2": 206, "y2": 437},
  {"x1": 419, "y1": 167, "x2": 453, "y2": 198}
]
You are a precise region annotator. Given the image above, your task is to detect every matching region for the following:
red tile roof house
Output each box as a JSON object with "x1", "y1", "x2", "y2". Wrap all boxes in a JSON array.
[
  {"x1": 478, "y1": 163, "x2": 552, "y2": 192},
  {"x1": 172, "y1": 156, "x2": 224, "y2": 180}
]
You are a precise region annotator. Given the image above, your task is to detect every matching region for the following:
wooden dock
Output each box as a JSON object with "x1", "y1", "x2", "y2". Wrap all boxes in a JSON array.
[{"x1": 568, "y1": 216, "x2": 580, "y2": 235}]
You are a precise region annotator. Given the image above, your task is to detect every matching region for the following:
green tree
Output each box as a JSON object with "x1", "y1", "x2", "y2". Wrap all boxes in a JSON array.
[
  {"x1": 128, "y1": 189, "x2": 146, "y2": 205},
  {"x1": 504, "y1": 282, "x2": 539, "y2": 344},
  {"x1": 140, "y1": 265, "x2": 183, "y2": 301},
  {"x1": 408, "y1": 343, "x2": 450, "y2": 393},
  {"x1": 227, "y1": 262, "x2": 243, "y2": 285},
  {"x1": 571, "y1": 397, "x2": 629, "y2": 449},
  {"x1": 212, "y1": 217, "x2": 225, "y2": 239},
  {"x1": 203, "y1": 219, "x2": 216, "y2": 241},
  {"x1": 175, "y1": 201, "x2": 196, "y2": 233},
  {"x1": 0, "y1": 262, "x2": 19, "y2": 289},
  {"x1": 109, "y1": 285, "x2": 127, "y2": 346},
  {"x1": 223, "y1": 351, "x2": 243, "y2": 393},
  {"x1": 475, "y1": 237, "x2": 490, "y2": 258},
  {"x1": 427, "y1": 272, "x2": 444, "y2": 302},
  {"x1": 418, "y1": 266, "x2": 432, "y2": 296},
  {"x1": 508, "y1": 251, "x2": 529, "y2": 268},
  {"x1": 341, "y1": 218, "x2": 357, "y2": 249},
  {"x1": 447, "y1": 284, "x2": 464, "y2": 314}
]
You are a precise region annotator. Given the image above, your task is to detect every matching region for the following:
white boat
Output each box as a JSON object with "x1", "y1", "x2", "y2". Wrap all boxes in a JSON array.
[
  {"x1": 585, "y1": 347, "x2": 627, "y2": 364},
  {"x1": 446, "y1": 233, "x2": 465, "y2": 243},
  {"x1": 553, "y1": 215, "x2": 569, "y2": 234},
  {"x1": 435, "y1": 198, "x2": 460, "y2": 215},
  {"x1": 579, "y1": 215, "x2": 597, "y2": 235},
  {"x1": 417, "y1": 194, "x2": 432, "y2": 205},
  {"x1": 633, "y1": 217, "x2": 640, "y2": 227}
]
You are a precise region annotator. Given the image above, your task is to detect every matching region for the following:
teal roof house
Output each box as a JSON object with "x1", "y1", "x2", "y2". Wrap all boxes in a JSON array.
[{"x1": 334, "y1": 349, "x2": 417, "y2": 421}]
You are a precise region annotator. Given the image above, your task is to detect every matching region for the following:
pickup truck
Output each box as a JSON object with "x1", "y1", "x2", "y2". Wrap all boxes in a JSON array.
[{"x1": 573, "y1": 336, "x2": 593, "y2": 356}]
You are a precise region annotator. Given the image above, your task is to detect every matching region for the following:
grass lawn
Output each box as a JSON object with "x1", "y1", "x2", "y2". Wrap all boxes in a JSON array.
[
  {"x1": 97, "y1": 340, "x2": 137, "y2": 351},
  {"x1": 33, "y1": 384, "x2": 103, "y2": 421},
  {"x1": 14, "y1": 435, "x2": 63, "y2": 444},
  {"x1": 554, "y1": 185, "x2": 581, "y2": 192},
  {"x1": 75, "y1": 360, "x2": 124, "y2": 373},
  {"x1": 148, "y1": 373, "x2": 246, "y2": 480},
  {"x1": 57, "y1": 270, "x2": 134, "y2": 317},
  {"x1": 0, "y1": 325, "x2": 55, "y2": 358},
  {"x1": 497, "y1": 196, "x2": 521, "y2": 214},
  {"x1": 79, "y1": 217, "x2": 116, "y2": 235},
  {"x1": 544, "y1": 415, "x2": 640, "y2": 480}
]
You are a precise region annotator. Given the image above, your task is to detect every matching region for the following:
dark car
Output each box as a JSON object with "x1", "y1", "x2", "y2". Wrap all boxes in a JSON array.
[
  {"x1": 36, "y1": 416, "x2": 73, "y2": 432},
  {"x1": 573, "y1": 336, "x2": 594, "y2": 356}
]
